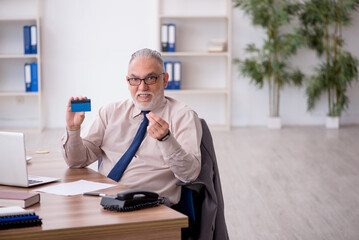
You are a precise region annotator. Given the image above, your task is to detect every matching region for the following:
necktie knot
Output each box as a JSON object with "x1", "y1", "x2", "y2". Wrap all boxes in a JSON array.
[{"x1": 142, "y1": 111, "x2": 150, "y2": 123}]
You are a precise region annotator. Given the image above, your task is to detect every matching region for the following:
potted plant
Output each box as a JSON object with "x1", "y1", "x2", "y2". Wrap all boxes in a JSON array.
[
  {"x1": 233, "y1": 0, "x2": 304, "y2": 129},
  {"x1": 298, "y1": 0, "x2": 359, "y2": 129}
]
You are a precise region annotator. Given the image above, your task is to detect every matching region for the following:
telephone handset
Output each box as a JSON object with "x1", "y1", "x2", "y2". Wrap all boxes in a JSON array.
[{"x1": 100, "y1": 189, "x2": 164, "y2": 212}]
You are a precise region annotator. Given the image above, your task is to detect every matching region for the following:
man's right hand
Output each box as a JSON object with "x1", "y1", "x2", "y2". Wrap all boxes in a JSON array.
[{"x1": 66, "y1": 96, "x2": 87, "y2": 131}]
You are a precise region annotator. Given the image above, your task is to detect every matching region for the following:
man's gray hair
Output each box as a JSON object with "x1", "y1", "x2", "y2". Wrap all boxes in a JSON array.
[{"x1": 129, "y1": 48, "x2": 164, "y2": 68}]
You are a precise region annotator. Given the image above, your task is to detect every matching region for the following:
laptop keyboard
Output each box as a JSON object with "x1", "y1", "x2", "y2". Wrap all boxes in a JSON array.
[{"x1": 28, "y1": 179, "x2": 42, "y2": 185}]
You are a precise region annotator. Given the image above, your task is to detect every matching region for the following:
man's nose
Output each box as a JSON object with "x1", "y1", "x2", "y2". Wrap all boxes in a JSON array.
[{"x1": 138, "y1": 80, "x2": 149, "y2": 90}]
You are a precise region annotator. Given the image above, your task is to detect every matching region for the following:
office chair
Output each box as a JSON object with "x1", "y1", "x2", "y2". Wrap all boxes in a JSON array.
[{"x1": 172, "y1": 119, "x2": 229, "y2": 240}]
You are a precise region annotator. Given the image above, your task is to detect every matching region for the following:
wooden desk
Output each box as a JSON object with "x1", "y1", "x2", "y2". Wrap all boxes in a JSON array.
[{"x1": 0, "y1": 151, "x2": 187, "y2": 240}]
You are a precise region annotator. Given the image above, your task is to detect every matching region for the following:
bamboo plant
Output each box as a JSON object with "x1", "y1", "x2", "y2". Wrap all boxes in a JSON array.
[
  {"x1": 299, "y1": 0, "x2": 359, "y2": 117},
  {"x1": 233, "y1": 0, "x2": 304, "y2": 118}
]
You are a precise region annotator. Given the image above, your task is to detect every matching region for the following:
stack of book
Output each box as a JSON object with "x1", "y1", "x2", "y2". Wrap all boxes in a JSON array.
[{"x1": 0, "y1": 206, "x2": 42, "y2": 230}]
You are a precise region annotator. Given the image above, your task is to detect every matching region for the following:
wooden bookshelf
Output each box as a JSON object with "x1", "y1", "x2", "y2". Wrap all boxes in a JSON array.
[
  {"x1": 0, "y1": 0, "x2": 42, "y2": 129},
  {"x1": 158, "y1": 0, "x2": 232, "y2": 129}
]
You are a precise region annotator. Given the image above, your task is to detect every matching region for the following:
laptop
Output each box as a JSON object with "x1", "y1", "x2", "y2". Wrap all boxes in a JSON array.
[{"x1": 0, "y1": 131, "x2": 60, "y2": 187}]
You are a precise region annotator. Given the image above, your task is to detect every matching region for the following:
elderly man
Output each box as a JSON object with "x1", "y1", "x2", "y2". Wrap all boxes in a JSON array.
[{"x1": 61, "y1": 48, "x2": 202, "y2": 205}]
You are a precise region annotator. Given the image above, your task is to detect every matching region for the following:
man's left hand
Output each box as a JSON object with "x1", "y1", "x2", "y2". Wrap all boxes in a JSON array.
[{"x1": 146, "y1": 112, "x2": 169, "y2": 140}]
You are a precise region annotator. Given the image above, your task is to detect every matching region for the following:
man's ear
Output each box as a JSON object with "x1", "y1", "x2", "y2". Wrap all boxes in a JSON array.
[
  {"x1": 163, "y1": 72, "x2": 169, "y2": 88},
  {"x1": 126, "y1": 76, "x2": 130, "y2": 89}
]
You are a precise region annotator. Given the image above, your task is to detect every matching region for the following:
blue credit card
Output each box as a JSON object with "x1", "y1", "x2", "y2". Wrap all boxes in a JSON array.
[{"x1": 71, "y1": 99, "x2": 91, "y2": 112}]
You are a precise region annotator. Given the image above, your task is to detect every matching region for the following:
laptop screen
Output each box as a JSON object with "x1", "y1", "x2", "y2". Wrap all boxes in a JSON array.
[{"x1": 0, "y1": 132, "x2": 30, "y2": 187}]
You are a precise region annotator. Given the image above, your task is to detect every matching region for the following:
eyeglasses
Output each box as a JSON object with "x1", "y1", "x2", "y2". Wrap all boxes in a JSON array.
[{"x1": 127, "y1": 73, "x2": 165, "y2": 86}]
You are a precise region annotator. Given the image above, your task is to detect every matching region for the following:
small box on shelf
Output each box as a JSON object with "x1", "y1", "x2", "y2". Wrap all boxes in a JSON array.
[{"x1": 208, "y1": 38, "x2": 226, "y2": 53}]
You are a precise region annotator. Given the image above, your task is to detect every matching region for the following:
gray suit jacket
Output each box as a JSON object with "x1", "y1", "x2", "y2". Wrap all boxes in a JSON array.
[{"x1": 184, "y1": 119, "x2": 229, "y2": 240}]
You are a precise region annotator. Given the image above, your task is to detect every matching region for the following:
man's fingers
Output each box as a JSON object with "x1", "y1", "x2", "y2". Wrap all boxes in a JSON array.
[
  {"x1": 67, "y1": 97, "x2": 74, "y2": 109},
  {"x1": 147, "y1": 112, "x2": 168, "y2": 128},
  {"x1": 147, "y1": 121, "x2": 160, "y2": 133},
  {"x1": 145, "y1": 113, "x2": 169, "y2": 139},
  {"x1": 66, "y1": 96, "x2": 87, "y2": 131},
  {"x1": 147, "y1": 125, "x2": 166, "y2": 139},
  {"x1": 68, "y1": 96, "x2": 88, "y2": 112}
]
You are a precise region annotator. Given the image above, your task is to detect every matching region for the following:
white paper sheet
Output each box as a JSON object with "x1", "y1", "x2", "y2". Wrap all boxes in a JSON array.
[{"x1": 35, "y1": 180, "x2": 115, "y2": 196}]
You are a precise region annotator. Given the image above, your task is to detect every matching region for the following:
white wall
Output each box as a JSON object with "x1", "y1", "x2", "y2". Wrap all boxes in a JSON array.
[
  {"x1": 41, "y1": 0, "x2": 158, "y2": 128},
  {"x1": 39, "y1": 1, "x2": 359, "y2": 128}
]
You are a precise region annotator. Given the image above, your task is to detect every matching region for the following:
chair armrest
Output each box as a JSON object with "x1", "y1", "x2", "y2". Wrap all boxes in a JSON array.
[{"x1": 177, "y1": 181, "x2": 205, "y2": 193}]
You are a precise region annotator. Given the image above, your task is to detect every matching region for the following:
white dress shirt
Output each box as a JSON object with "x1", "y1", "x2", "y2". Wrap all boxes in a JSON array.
[{"x1": 61, "y1": 96, "x2": 202, "y2": 204}]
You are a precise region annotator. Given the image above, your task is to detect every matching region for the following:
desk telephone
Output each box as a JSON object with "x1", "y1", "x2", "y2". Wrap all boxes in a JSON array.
[{"x1": 100, "y1": 190, "x2": 164, "y2": 212}]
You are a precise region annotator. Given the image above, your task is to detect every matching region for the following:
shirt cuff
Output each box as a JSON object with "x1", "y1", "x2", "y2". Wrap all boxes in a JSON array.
[
  {"x1": 157, "y1": 133, "x2": 181, "y2": 158},
  {"x1": 62, "y1": 128, "x2": 81, "y2": 145},
  {"x1": 67, "y1": 128, "x2": 81, "y2": 137}
]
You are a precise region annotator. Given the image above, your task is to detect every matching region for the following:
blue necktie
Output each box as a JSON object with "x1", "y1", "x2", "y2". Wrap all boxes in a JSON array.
[{"x1": 107, "y1": 111, "x2": 150, "y2": 181}]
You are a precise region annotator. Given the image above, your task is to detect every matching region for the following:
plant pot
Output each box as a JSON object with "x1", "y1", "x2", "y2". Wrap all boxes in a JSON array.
[
  {"x1": 326, "y1": 116, "x2": 340, "y2": 129},
  {"x1": 268, "y1": 117, "x2": 281, "y2": 129}
]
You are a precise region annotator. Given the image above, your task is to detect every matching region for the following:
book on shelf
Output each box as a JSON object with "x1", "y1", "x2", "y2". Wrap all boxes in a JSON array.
[
  {"x1": 173, "y1": 61, "x2": 181, "y2": 90},
  {"x1": 0, "y1": 191, "x2": 40, "y2": 208},
  {"x1": 168, "y1": 24, "x2": 176, "y2": 52},
  {"x1": 30, "y1": 25, "x2": 38, "y2": 54},
  {"x1": 24, "y1": 63, "x2": 32, "y2": 92},
  {"x1": 161, "y1": 24, "x2": 168, "y2": 52},
  {"x1": 0, "y1": 206, "x2": 42, "y2": 230},
  {"x1": 23, "y1": 26, "x2": 31, "y2": 54},
  {"x1": 31, "y1": 62, "x2": 38, "y2": 92},
  {"x1": 164, "y1": 61, "x2": 173, "y2": 90},
  {"x1": 24, "y1": 62, "x2": 38, "y2": 92},
  {"x1": 161, "y1": 23, "x2": 176, "y2": 52},
  {"x1": 164, "y1": 61, "x2": 181, "y2": 90},
  {"x1": 23, "y1": 25, "x2": 37, "y2": 54}
]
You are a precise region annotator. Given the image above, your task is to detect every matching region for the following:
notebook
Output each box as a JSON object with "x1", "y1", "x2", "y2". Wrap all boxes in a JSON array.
[{"x1": 0, "y1": 132, "x2": 60, "y2": 187}]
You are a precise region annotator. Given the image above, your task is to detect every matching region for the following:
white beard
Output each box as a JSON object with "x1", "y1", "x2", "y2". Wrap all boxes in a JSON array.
[{"x1": 132, "y1": 91, "x2": 163, "y2": 111}]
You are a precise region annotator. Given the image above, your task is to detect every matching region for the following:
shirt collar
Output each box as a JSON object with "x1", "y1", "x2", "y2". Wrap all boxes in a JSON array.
[
  {"x1": 131, "y1": 97, "x2": 167, "y2": 119},
  {"x1": 132, "y1": 106, "x2": 142, "y2": 119}
]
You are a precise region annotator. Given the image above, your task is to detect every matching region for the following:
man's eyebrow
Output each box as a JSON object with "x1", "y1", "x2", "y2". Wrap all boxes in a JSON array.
[
  {"x1": 145, "y1": 72, "x2": 158, "y2": 76},
  {"x1": 129, "y1": 72, "x2": 157, "y2": 78}
]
